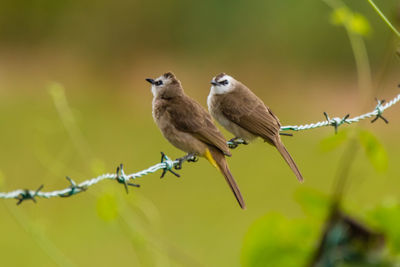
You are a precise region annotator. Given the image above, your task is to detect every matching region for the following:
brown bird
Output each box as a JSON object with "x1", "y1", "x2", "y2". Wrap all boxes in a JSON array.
[
  {"x1": 146, "y1": 72, "x2": 246, "y2": 209},
  {"x1": 207, "y1": 73, "x2": 303, "y2": 182}
]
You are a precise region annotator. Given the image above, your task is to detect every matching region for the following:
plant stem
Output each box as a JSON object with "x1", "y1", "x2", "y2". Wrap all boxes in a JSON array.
[
  {"x1": 366, "y1": 0, "x2": 400, "y2": 39},
  {"x1": 346, "y1": 26, "x2": 372, "y2": 102},
  {"x1": 323, "y1": 0, "x2": 372, "y2": 101}
]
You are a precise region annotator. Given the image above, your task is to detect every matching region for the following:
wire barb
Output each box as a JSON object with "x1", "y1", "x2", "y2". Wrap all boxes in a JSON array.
[
  {"x1": 16, "y1": 184, "x2": 44, "y2": 205},
  {"x1": 160, "y1": 152, "x2": 180, "y2": 178},
  {"x1": 371, "y1": 98, "x2": 388, "y2": 124},
  {"x1": 116, "y1": 164, "x2": 140, "y2": 194},
  {"x1": 280, "y1": 92, "x2": 400, "y2": 132},
  {"x1": 0, "y1": 93, "x2": 399, "y2": 203},
  {"x1": 323, "y1": 112, "x2": 350, "y2": 134},
  {"x1": 59, "y1": 176, "x2": 87, "y2": 197}
]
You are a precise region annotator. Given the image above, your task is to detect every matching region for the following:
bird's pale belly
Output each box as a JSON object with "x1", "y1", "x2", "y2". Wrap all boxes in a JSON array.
[
  {"x1": 211, "y1": 109, "x2": 257, "y2": 142},
  {"x1": 159, "y1": 123, "x2": 207, "y2": 155}
]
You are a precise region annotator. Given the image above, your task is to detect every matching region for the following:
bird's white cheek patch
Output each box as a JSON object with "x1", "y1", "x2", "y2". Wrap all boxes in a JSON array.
[
  {"x1": 151, "y1": 86, "x2": 157, "y2": 96},
  {"x1": 211, "y1": 84, "x2": 233, "y2": 95},
  {"x1": 207, "y1": 91, "x2": 213, "y2": 110}
]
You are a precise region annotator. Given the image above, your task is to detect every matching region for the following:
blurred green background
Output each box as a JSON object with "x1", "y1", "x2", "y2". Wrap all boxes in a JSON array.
[{"x1": 0, "y1": 0, "x2": 400, "y2": 266}]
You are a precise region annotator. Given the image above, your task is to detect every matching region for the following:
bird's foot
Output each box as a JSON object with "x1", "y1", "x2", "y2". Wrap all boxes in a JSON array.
[
  {"x1": 279, "y1": 132, "x2": 293, "y2": 137},
  {"x1": 175, "y1": 153, "x2": 198, "y2": 170},
  {"x1": 187, "y1": 154, "x2": 199, "y2": 163},
  {"x1": 228, "y1": 137, "x2": 247, "y2": 149}
]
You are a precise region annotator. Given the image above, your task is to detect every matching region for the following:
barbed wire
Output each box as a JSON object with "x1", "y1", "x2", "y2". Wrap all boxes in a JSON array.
[
  {"x1": 226, "y1": 92, "x2": 400, "y2": 146},
  {"x1": 0, "y1": 92, "x2": 399, "y2": 204},
  {"x1": 0, "y1": 153, "x2": 182, "y2": 203},
  {"x1": 281, "y1": 93, "x2": 399, "y2": 131}
]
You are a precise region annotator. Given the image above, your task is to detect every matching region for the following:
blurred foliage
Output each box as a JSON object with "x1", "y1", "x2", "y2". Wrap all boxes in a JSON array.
[
  {"x1": 295, "y1": 188, "x2": 330, "y2": 219},
  {"x1": 90, "y1": 158, "x2": 107, "y2": 176},
  {"x1": 0, "y1": 0, "x2": 398, "y2": 67},
  {"x1": 97, "y1": 192, "x2": 119, "y2": 222},
  {"x1": 0, "y1": 169, "x2": 4, "y2": 189},
  {"x1": 47, "y1": 82, "x2": 79, "y2": 129},
  {"x1": 243, "y1": 118, "x2": 394, "y2": 266},
  {"x1": 358, "y1": 130, "x2": 388, "y2": 173},
  {"x1": 319, "y1": 130, "x2": 349, "y2": 152},
  {"x1": 366, "y1": 198, "x2": 400, "y2": 255},
  {"x1": 242, "y1": 189, "x2": 400, "y2": 267},
  {"x1": 3, "y1": 203, "x2": 77, "y2": 267},
  {"x1": 331, "y1": 7, "x2": 372, "y2": 36},
  {"x1": 241, "y1": 212, "x2": 315, "y2": 267},
  {"x1": 319, "y1": 128, "x2": 389, "y2": 173},
  {"x1": 311, "y1": 206, "x2": 386, "y2": 267}
]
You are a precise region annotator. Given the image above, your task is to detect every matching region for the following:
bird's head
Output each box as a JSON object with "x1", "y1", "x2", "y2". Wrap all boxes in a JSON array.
[
  {"x1": 210, "y1": 73, "x2": 236, "y2": 94},
  {"x1": 146, "y1": 72, "x2": 182, "y2": 98}
]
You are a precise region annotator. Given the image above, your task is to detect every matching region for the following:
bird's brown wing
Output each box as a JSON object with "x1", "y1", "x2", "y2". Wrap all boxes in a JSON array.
[
  {"x1": 219, "y1": 88, "x2": 304, "y2": 182},
  {"x1": 167, "y1": 96, "x2": 231, "y2": 156},
  {"x1": 219, "y1": 89, "x2": 281, "y2": 142}
]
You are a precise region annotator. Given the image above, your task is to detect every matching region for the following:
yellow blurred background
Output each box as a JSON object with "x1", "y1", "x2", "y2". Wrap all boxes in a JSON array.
[{"x1": 0, "y1": 0, "x2": 399, "y2": 266}]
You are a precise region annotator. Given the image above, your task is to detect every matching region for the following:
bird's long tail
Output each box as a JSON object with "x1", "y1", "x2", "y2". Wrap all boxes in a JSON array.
[
  {"x1": 204, "y1": 147, "x2": 246, "y2": 209},
  {"x1": 273, "y1": 139, "x2": 304, "y2": 182}
]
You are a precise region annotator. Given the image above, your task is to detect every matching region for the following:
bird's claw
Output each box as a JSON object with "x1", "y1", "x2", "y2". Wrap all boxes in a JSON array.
[
  {"x1": 174, "y1": 159, "x2": 184, "y2": 170},
  {"x1": 228, "y1": 142, "x2": 239, "y2": 149},
  {"x1": 174, "y1": 153, "x2": 197, "y2": 170},
  {"x1": 228, "y1": 137, "x2": 247, "y2": 149},
  {"x1": 187, "y1": 155, "x2": 199, "y2": 162}
]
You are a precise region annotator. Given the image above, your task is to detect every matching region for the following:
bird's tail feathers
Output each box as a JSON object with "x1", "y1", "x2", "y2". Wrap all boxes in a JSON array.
[
  {"x1": 204, "y1": 148, "x2": 220, "y2": 170},
  {"x1": 274, "y1": 140, "x2": 304, "y2": 182},
  {"x1": 206, "y1": 147, "x2": 246, "y2": 209}
]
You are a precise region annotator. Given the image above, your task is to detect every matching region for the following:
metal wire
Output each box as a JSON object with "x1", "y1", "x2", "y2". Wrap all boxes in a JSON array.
[
  {"x1": 280, "y1": 93, "x2": 399, "y2": 131},
  {"x1": 0, "y1": 154, "x2": 179, "y2": 203},
  {"x1": 1, "y1": 93, "x2": 399, "y2": 204}
]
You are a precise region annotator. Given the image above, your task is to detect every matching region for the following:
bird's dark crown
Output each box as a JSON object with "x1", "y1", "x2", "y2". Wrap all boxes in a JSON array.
[
  {"x1": 163, "y1": 72, "x2": 176, "y2": 79},
  {"x1": 215, "y1": 73, "x2": 227, "y2": 81}
]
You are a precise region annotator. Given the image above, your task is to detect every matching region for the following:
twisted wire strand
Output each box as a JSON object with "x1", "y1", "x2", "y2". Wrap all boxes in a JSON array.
[
  {"x1": 0, "y1": 93, "x2": 399, "y2": 203},
  {"x1": 280, "y1": 93, "x2": 400, "y2": 131},
  {"x1": 0, "y1": 157, "x2": 178, "y2": 202}
]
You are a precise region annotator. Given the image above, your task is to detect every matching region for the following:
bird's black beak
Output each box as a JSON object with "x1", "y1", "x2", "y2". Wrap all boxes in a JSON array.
[
  {"x1": 211, "y1": 80, "x2": 218, "y2": 86},
  {"x1": 146, "y1": 78, "x2": 155, "y2": 85}
]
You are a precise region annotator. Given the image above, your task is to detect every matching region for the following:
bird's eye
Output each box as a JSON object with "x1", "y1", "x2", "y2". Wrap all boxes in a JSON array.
[
  {"x1": 155, "y1": 80, "x2": 163, "y2": 86},
  {"x1": 220, "y1": 80, "x2": 228, "y2": 85}
]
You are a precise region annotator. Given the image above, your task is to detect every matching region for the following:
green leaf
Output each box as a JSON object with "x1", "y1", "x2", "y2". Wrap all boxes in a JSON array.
[
  {"x1": 241, "y1": 213, "x2": 314, "y2": 267},
  {"x1": 97, "y1": 193, "x2": 119, "y2": 222},
  {"x1": 319, "y1": 129, "x2": 348, "y2": 152},
  {"x1": 295, "y1": 188, "x2": 330, "y2": 219},
  {"x1": 358, "y1": 130, "x2": 388, "y2": 172},
  {"x1": 366, "y1": 198, "x2": 400, "y2": 253}
]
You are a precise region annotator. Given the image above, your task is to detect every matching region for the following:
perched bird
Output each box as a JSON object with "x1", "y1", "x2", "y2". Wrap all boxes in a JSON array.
[
  {"x1": 146, "y1": 72, "x2": 246, "y2": 209},
  {"x1": 207, "y1": 73, "x2": 303, "y2": 182}
]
